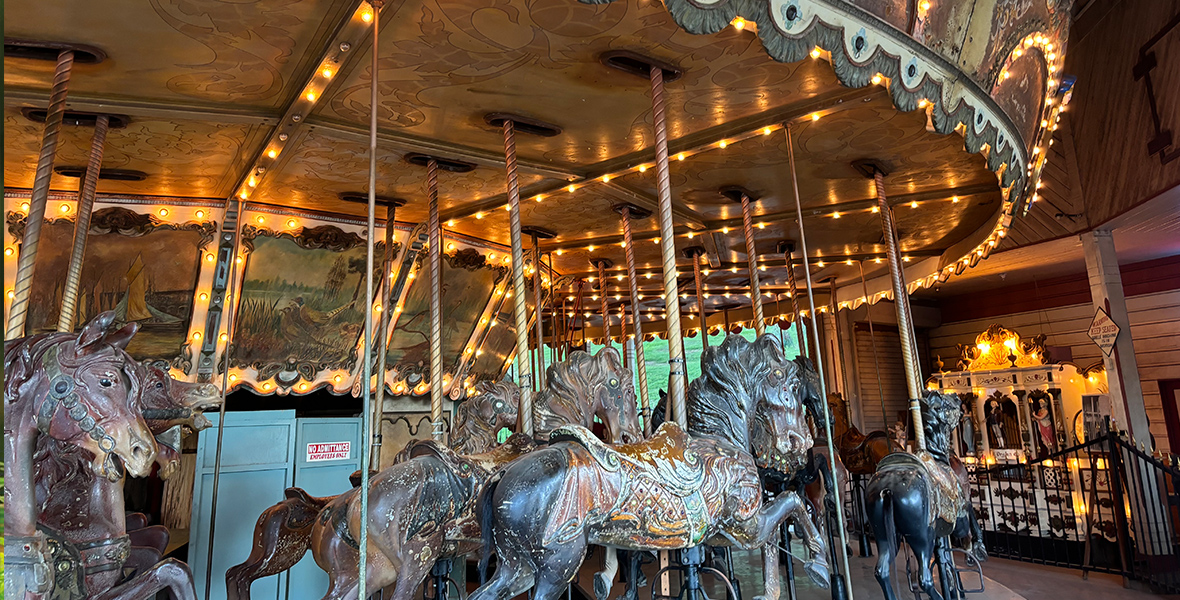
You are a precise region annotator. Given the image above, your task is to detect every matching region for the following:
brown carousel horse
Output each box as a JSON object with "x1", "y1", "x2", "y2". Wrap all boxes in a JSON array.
[
  {"x1": 471, "y1": 335, "x2": 829, "y2": 600},
  {"x1": 829, "y1": 392, "x2": 897, "y2": 476},
  {"x1": 33, "y1": 361, "x2": 222, "y2": 600},
  {"x1": 226, "y1": 346, "x2": 641, "y2": 600},
  {"x1": 224, "y1": 378, "x2": 522, "y2": 600},
  {"x1": 866, "y1": 391, "x2": 987, "y2": 600},
  {"x1": 4, "y1": 312, "x2": 159, "y2": 600}
]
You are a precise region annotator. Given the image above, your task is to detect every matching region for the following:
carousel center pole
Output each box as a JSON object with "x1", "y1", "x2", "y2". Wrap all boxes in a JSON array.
[
  {"x1": 860, "y1": 161, "x2": 925, "y2": 449},
  {"x1": 57, "y1": 114, "x2": 110, "y2": 332},
  {"x1": 648, "y1": 64, "x2": 687, "y2": 425},
  {"x1": 779, "y1": 241, "x2": 808, "y2": 358},
  {"x1": 786, "y1": 123, "x2": 853, "y2": 599},
  {"x1": 7, "y1": 49, "x2": 74, "y2": 339},
  {"x1": 857, "y1": 260, "x2": 889, "y2": 428},
  {"x1": 593, "y1": 258, "x2": 612, "y2": 348},
  {"x1": 685, "y1": 246, "x2": 709, "y2": 350},
  {"x1": 616, "y1": 204, "x2": 651, "y2": 434},
  {"x1": 359, "y1": 5, "x2": 383, "y2": 598},
  {"x1": 724, "y1": 187, "x2": 765, "y2": 336},
  {"x1": 502, "y1": 119, "x2": 534, "y2": 437}
]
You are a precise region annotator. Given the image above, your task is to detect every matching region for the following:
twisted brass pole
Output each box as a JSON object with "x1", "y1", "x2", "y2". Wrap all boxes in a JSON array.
[
  {"x1": 648, "y1": 65, "x2": 686, "y2": 425},
  {"x1": 58, "y1": 114, "x2": 110, "y2": 333},
  {"x1": 620, "y1": 208, "x2": 650, "y2": 433},
  {"x1": 691, "y1": 251, "x2": 709, "y2": 350},
  {"x1": 8, "y1": 49, "x2": 74, "y2": 339},
  {"x1": 785, "y1": 248, "x2": 807, "y2": 357},
  {"x1": 371, "y1": 206, "x2": 398, "y2": 470},
  {"x1": 596, "y1": 260, "x2": 611, "y2": 347},
  {"x1": 503, "y1": 120, "x2": 533, "y2": 436},
  {"x1": 739, "y1": 193, "x2": 766, "y2": 336},
  {"x1": 858, "y1": 260, "x2": 889, "y2": 429},
  {"x1": 427, "y1": 158, "x2": 444, "y2": 442},
  {"x1": 873, "y1": 170, "x2": 925, "y2": 450},
  {"x1": 786, "y1": 123, "x2": 853, "y2": 597},
  {"x1": 533, "y1": 235, "x2": 546, "y2": 390}
]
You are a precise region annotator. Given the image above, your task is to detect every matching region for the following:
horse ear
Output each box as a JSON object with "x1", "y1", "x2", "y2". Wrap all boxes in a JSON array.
[
  {"x1": 76, "y1": 311, "x2": 118, "y2": 353},
  {"x1": 105, "y1": 322, "x2": 140, "y2": 350}
]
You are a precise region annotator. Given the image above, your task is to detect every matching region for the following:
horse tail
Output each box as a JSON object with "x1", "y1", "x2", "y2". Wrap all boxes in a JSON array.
[
  {"x1": 880, "y1": 488, "x2": 898, "y2": 556},
  {"x1": 477, "y1": 470, "x2": 503, "y2": 583}
]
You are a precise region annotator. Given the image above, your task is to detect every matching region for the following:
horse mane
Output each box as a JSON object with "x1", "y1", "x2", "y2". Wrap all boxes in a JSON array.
[
  {"x1": 450, "y1": 380, "x2": 520, "y2": 454},
  {"x1": 533, "y1": 346, "x2": 623, "y2": 438},
  {"x1": 4, "y1": 332, "x2": 72, "y2": 405},
  {"x1": 33, "y1": 435, "x2": 95, "y2": 514},
  {"x1": 687, "y1": 334, "x2": 793, "y2": 450},
  {"x1": 920, "y1": 390, "x2": 962, "y2": 461}
]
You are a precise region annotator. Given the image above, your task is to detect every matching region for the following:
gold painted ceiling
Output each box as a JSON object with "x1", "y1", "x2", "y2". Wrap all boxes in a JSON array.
[{"x1": 4, "y1": 0, "x2": 1023, "y2": 309}]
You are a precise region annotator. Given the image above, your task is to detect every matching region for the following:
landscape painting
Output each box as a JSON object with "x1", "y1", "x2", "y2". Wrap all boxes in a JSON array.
[
  {"x1": 232, "y1": 224, "x2": 384, "y2": 376},
  {"x1": 20, "y1": 207, "x2": 211, "y2": 363},
  {"x1": 384, "y1": 248, "x2": 506, "y2": 385}
]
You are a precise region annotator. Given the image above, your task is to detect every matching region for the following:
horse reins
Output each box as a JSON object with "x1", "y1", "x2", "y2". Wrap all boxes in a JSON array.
[{"x1": 37, "y1": 345, "x2": 126, "y2": 478}]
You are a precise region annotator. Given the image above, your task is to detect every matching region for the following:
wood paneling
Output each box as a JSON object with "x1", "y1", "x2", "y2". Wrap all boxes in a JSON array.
[{"x1": 852, "y1": 322, "x2": 930, "y2": 433}]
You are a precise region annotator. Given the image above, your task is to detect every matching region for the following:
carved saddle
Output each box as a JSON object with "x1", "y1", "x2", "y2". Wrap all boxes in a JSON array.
[
  {"x1": 837, "y1": 428, "x2": 891, "y2": 474},
  {"x1": 551, "y1": 421, "x2": 705, "y2": 497},
  {"x1": 877, "y1": 451, "x2": 965, "y2": 527}
]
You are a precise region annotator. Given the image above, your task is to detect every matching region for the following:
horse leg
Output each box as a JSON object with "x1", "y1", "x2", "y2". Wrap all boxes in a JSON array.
[
  {"x1": 89, "y1": 557, "x2": 197, "y2": 600},
  {"x1": 866, "y1": 491, "x2": 899, "y2": 600},
  {"x1": 909, "y1": 534, "x2": 942, "y2": 600},
  {"x1": 533, "y1": 539, "x2": 588, "y2": 600},
  {"x1": 229, "y1": 497, "x2": 321, "y2": 600},
  {"x1": 622, "y1": 549, "x2": 642, "y2": 600},
  {"x1": 594, "y1": 547, "x2": 619, "y2": 600},
  {"x1": 469, "y1": 551, "x2": 535, "y2": 600}
]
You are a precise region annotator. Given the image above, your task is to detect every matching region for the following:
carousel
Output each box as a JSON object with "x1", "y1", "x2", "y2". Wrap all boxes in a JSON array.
[{"x1": 4, "y1": 0, "x2": 1077, "y2": 599}]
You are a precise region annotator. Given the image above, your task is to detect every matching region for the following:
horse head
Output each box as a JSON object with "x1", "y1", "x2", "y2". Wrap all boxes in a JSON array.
[
  {"x1": 689, "y1": 334, "x2": 812, "y2": 473},
  {"x1": 919, "y1": 390, "x2": 962, "y2": 462},
  {"x1": 793, "y1": 356, "x2": 833, "y2": 432},
  {"x1": 137, "y1": 363, "x2": 221, "y2": 478},
  {"x1": 826, "y1": 392, "x2": 851, "y2": 435},
  {"x1": 14, "y1": 312, "x2": 158, "y2": 481},
  {"x1": 450, "y1": 380, "x2": 521, "y2": 454},
  {"x1": 536, "y1": 346, "x2": 641, "y2": 444}
]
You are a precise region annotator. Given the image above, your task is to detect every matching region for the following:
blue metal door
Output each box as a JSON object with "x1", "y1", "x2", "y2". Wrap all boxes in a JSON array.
[
  {"x1": 190, "y1": 410, "x2": 297, "y2": 600},
  {"x1": 287, "y1": 417, "x2": 364, "y2": 599}
]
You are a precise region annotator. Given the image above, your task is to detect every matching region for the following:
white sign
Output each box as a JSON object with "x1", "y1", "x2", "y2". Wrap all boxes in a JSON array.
[
  {"x1": 1088, "y1": 308, "x2": 1120, "y2": 357},
  {"x1": 306, "y1": 441, "x2": 351, "y2": 462}
]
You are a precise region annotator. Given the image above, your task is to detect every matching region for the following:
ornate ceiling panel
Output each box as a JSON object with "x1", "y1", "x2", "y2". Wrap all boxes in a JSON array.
[
  {"x1": 3, "y1": 106, "x2": 266, "y2": 199},
  {"x1": 4, "y1": 0, "x2": 353, "y2": 109}
]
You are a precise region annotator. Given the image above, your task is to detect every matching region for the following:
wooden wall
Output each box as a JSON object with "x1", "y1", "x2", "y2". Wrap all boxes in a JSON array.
[{"x1": 930, "y1": 286, "x2": 1180, "y2": 453}]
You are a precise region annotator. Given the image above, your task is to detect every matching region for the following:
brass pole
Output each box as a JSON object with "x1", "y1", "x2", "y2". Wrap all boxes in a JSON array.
[
  {"x1": 547, "y1": 251, "x2": 557, "y2": 365},
  {"x1": 786, "y1": 123, "x2": 854, "y2": 596},
  {"x1": 532, "y1": 235, "x2": 546, "y2": 390},
  {"x1": 736, "y1": 190, "x2": 766, "y2": 336},
  {"x1": 858, "y1": 260, "x2": 889, "y2": 429},
  {"x1": 427, "y1": 158, "x2": 444, "y2": 442},
  {"x1": 649, "y1": 65, "x2": 687, "y2": 424},
  {"x1": 783, "y1": 244, "x2": 807, "y2": 357},
  {"x1": 371, "y1": 205, "x2": 399, "y2": 470},
  {"x1": 619, "y1": 207, "x2": 651, "y2": 433},
  {"x1": 57, "y1": 114, "x2": 110, "y2": 332},
  {"x1": 502, "y1": 119, "x2": 533, "y2": 436},
  {"x1": 689, "y1": 248, "x2": 709, "y2": 350},
  {"x1": 595, "y1": 259, "x2": 611, "y2": 348},
  {"x1": 8, "y1": 49, "x2": 74, "y2": 339}
]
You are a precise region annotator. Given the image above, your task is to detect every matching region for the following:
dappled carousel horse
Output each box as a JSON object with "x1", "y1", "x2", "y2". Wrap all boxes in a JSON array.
[
  {"x1": 829, "y1": 392, "x2": 897, "y2": 476},
  {"x1": 471, "y1": 335, "x2": 829, "y2": 600},
  {"x1": 225, "y1": 379, "x2": 522, "y2": 600},
  {"x1": 33, "y1": 362, "x2": 221, "y2": 600},
  {"x1": 227, "y1": 346, "x2": 641, "y2": 600},
  {"x1": 4, "y1": 312, "x2": 159, "y2": 600},
  {"x1": 866, "y1": 391, "x2": 987, "y2": 600}
]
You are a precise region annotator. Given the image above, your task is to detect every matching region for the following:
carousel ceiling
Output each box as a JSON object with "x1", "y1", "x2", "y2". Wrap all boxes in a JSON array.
[{"x1": 5, "y1": 0, "x2": 1070, "y2": 393}]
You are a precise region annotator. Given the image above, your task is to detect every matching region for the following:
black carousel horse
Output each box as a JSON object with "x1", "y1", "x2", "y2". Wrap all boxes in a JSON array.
[{"x1": 866, "y1": 391, "x2": 987, "y2": 600}]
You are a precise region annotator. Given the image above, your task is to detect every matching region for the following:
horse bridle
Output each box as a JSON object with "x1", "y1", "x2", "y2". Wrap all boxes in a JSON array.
[{"x1": 37, "y1": 345, "x2": 124, "y2": 470}]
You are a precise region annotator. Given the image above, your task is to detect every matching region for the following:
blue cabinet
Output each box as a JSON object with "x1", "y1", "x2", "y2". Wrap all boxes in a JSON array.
[{"x1": 189, "y1": 411, "x2": 363, "y2": 600}]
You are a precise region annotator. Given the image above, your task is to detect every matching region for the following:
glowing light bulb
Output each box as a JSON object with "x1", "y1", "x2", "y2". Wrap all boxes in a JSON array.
[
  {"x1": 810, "y1": 47, "x2": 821, "y2": 59},
  {"x1": 196, "y1": 210, "x2": 206, "y2": 219},
  {"x1": 322, "y1": 67, "x2": 334, "y2": 79},
  {"x1": 59, "y1": 204, "x2": 71, "y2": 214},
  {"x1": 718, "y1": 140, "x2": 728, "y2": 149},
  {"x1": 871, "y1": 74, "x2": 883, "y2": 85},
  {"x1": 676, "y1": 153, "x2": 685, "y2": 161},
  {"x1": 811, "y1": 113, "x2": 820, "y2": 121},
  {"x1": 267, "y1": 149, "x2": 278, "y2": 159}
]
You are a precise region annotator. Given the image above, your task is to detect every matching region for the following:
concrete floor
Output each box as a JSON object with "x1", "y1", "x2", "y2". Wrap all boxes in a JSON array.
[{"x1": 976, "y1": 557, "x2": 1169, "y2": 600}]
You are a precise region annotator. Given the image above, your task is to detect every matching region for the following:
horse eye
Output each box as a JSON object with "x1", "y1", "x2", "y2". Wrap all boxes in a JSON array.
[
  {"x1": 609, "y1": 379, "x2": 618, "y2": 387},
  {"x1": 100, "y1": 378, "x2": 114, "y2": 388},
  {"x1": 773, "y1": 370, "x2": 783, "y2": 378},
  {"x1": 156, "y1": 381, "x2": 164, "y2": 389}
]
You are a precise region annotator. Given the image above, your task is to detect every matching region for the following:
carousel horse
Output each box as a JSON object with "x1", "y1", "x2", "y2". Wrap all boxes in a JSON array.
[
  {"x1": 224, "y1": 379, "x2": 521, "y2": 600},
  {"x1": 471, "y1": 334, "x2": 829, "y2": 600},
  {"x1": 829, "y1": 392, "x2": 897, "y2": 476},
  {"x1": 866, "y1": 391, "x2": 987, "y2": 600},
  {"x1": 33, "y1": 361, "x2": 222, "y2": 600},
  {"x1": 226, "y1": 346, "x2": 641, "y2": 600},
  {"x1": 4, "y1": 311, "x2": 159, "y2": 600}
]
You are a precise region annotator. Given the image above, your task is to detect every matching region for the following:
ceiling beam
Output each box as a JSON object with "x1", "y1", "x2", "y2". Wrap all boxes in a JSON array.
[
  {"x1": 3, "y1": 87, "x2": 280, "y2": 125},
  {"x1": 599, "y1": 182, "x2": 707, "y2": 230},
  {"x1": 554, "y1": 250, "x2": 944, "y2": 280}
]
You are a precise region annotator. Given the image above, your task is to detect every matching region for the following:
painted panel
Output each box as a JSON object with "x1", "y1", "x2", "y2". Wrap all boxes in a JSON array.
[
  {"x1": 9, "y1": 206, "x2": 213, "y2": 366},
  {"x1": 385, "y1": 249, "x2": 506, "y2": 386}
]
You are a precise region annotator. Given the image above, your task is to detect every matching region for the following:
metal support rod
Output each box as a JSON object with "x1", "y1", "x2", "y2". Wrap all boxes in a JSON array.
[
  {"x1": 358, "y1": 7, "x2": 382, "y2": 598},
  {"x1": 371, "y1": 206, "x2": 398, "y2": 470},
  {"x1": 857, "y1": 261, "x2": 889, "y2": 429},
  {"x1": 547, "y1": 251, "x2": 557, "y2": 365},
  {"x1": 786, "y1": 123, "x2": 854, "y2": 598},
  {"x1": 827, "y1": 279, "x2": 848, "y2": 396},
  {"x1": 596, "y1": 260, "x2": 611, "y2": 347},
  {"x1": 784, "y1": 248, "x2": 806, "y2": 357},
  {"x1": 873, "y1": 170, "x2": 925, "y2": 450},
  {"x1": 427, "y1": 158, "x2": 444, "y2": 442},
  {"x1": 740, "y1": 193, "x2": 766, "y2": 336},
  {"x1": 620, "y1": 208, "x2": 651, "y2": 433},
  {"x1": 8, "y1": 49, "x2": 74, "y2": 339},
  {"x1": 691, "y1": 251, "x2": 709, "y2": 350},
  {"x1": 203, "y1": 199, "x2": 243, "y2": 600},
  {"x1": 503, "y1": 119, "x2": 533, "y2": 436},
  {"x1": 533, "y1": 236, "x2": 546, "y2": 390},
  {"x1": 57, "y1": 114, "x2": 110, "y2": 333},
  {"x1": 648, "y1": 65, "x2": 686, "y2": 425}
]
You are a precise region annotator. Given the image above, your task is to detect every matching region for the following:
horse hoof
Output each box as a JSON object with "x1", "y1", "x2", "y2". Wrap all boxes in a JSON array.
[
  {"x1": 594, "y1": 573, "x2": 610, "y2": 600},
  {"x1": 972, "y1": 542, "x2": 989, "y2": 563},
  {"x1": 804, "y1": 561, "x2": 831, "y2": 589},
  {"x1": 635, "y1": 571, "x2": 648, "y2": 588}
]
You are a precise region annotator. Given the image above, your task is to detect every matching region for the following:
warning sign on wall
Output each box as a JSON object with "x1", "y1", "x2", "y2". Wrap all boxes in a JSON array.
[
  {"x1": 1088, "y1": 308, "x2": 1120, "y2": 357},
  {"x1": 306, "y1": 441, "x2": 351, "y2": 462}
]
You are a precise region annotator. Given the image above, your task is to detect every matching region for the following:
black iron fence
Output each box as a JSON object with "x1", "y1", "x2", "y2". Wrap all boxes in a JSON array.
[{"x1": 966, "y1": 429, "x2": 1180, "y2": 593}]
